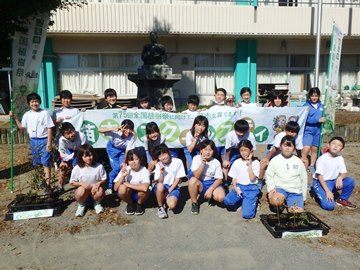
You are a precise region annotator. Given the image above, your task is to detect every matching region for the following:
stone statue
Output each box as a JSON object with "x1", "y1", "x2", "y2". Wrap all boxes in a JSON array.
[{"x1": 141, "y1": 31, "x2": 167, "y2": 66}]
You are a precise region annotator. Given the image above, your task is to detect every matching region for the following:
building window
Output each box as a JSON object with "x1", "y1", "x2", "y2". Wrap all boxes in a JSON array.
[
  {"x1": 195, "y1": 54, "x2": 234, "y2": 96},
  {"x1": 58, "y1": 53, "x2": 140, "y2": 97}
]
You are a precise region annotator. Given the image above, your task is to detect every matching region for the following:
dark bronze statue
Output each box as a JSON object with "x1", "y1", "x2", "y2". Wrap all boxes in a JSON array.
[{"x1": 141, "y1": 31, "x2": 167, "y2": 65}]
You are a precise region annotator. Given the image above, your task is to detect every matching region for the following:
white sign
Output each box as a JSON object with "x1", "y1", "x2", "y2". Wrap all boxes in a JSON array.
[
  {"x1": 13, "y1": 209, "x2": 54, "y2": 220},
  {"x1": 282, "y1": 230, "x2": 323, "y2": 238}
]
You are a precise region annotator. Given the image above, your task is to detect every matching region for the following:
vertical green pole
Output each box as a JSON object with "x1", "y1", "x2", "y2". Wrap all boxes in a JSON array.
[{"x1": 8, "y1": 70, "x2": 14, "y2": 193}]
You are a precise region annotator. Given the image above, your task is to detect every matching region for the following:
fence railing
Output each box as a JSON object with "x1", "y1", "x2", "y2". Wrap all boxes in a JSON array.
[{"x1": 2, "y1": 124, "x2": 360, "y2": 145}]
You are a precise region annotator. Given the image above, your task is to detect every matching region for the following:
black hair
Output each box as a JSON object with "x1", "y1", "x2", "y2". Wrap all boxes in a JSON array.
[
  {"x1": 240, "y1": 87, "x2": 252, "y2": 97},
  {"x1": 125, "y1": 149, "x2": 142, "y2": 164},
  {"x1": 160, "y1": 95, "x2": 174, "y2": 107},
  {"x1": 59, "y1": 122, "x2": 75, "y2": 136},
  {"x1": 59, "y1": 90, "x2": 73, "y2": 100},
  {"x1": 153, "y1": 143, "x2": 171, "y2": 161},
  {"x1": 146, "y1": 122, "x2": 161, "y2": 156},
  {"x1": 199, "y1": 139, "x2": 216, "y2": 153},
  {"x1": 121, "y1": 119, "x2": 134, "y2": 130},
  {"x1": 215, "y1": 88, "x2": 227, "y2": 96},
  {"x1": 237, "y1": 139, "x2": 254, "y2": 151},
  {"x1": 104, "y1": 88, "x2": 117, "y2": 98},
  {"x1": 234, "y1": 119, "x2": 249, "y2": 133},
  {"x1": 27, "y1": 93, "x2": 41, "y2": 104},
  {"x1": 137, "y1": 96, "x2": 151, "y2": 108},
  {"x1": 285, "y1": 121, "x2": 300, "y2": 134},
  {"x1": 190, "y1": 115, "x2": 209, "y2": 138},
  {"x1": 308, "y1": 87, "x2": 321, "y2": 103},
  {"x1": 76, "y1": 144, "x2": 97, "y2": 168},
  {"x1": 280, "y1": 135, "x2": 296, "y2": 148},
  {"x1": 329, "y1": 136, "x2": 345, "y2": 149},
  {"x1": 269, "y1": 92, "x2": 285, "y2": 106},
  {"x1": 187, "y1": 95, "x2": 200, "y2": 106}
]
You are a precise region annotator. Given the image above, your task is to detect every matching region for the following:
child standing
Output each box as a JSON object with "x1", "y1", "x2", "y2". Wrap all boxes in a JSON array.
[
  {"x1": 184, "y1": 115, "x2": 209, "y2": 177},
  {"x1": 52, "y1": 90, "x2": 80, "y2": 126},
  {"x1": 135, "y1": 96, "x2": 152, "y2": 110},
  {"x1": 266, "y1": 136, "x2": 308, "y2": 213},
  {"x1": 102, "y1": 88, "x2": 122, "y2": 109},
  {"x1": 57, "y1": 122, "x2": 87, "y2": 193},
  {"x1": 11, "y1": 93, "x2": 54, "y2": 193},
  {"x1": 183, "y1": 95, "x2": 200, "y2": 113},
  {"x1": 188, "y1": 139, "x2": 225, "y2": 214},
  {"x1": 114, "y1": 149, "x2": 150, "y2": 215},
  {"x1": 302, "y1": 87, "x2": 326, "y2": 174},
  {"x1": 265, "y1": 92, "x2": 286, "y2": 108},
  {"x1": 98, "y1": 119, "x2": 135, "y2": 194},
  {"x1": 222, "y1": 119, "x2": 256, "y2": 177},
  {"x1": 312, "y1": 137, "x2": 357, "y2": 210},
  {"x1": 144, "y1": 122, "x2": 166, "y2": 172},
  {"x1": 153, "y1": 144, "x2": 186, "y2": 219},
  {"x1": 70, "y1": 144, "x2": 107, "y2": 217},
  {"x1": 160, "y1": 95, "x2": 176, "y2": 112},
  {"x1": 224, "y1": 140, "x2": 260, "y2": 219},
  {"x1": 238, "y1": 87, "x2": 257, "y2": 107}
]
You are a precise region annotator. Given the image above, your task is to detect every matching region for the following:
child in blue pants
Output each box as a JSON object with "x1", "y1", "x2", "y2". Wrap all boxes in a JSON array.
[
  {"x1": 224, "y1": 140, "x2": 260, "y2": 219},
  {"x1": 98, "y1": 119, "x2": 135, "y2": 194},
  {"x1": 312, "y1": 136, "x2": 357, "y2": 210}
]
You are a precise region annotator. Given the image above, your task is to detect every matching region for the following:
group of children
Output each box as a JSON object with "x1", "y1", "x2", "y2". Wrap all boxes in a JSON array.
[{"x1": 11, "y1": 86, "x2": 357, "y2": 219}]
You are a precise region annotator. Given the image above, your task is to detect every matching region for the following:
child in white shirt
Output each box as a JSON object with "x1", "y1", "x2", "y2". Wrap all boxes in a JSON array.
[
  {"x1": 57, "y1": 122, "x2": 87, "y2": 192},
  {"x1": 266, "y1": 135, "x2": 307, "y2": 213},
  {"x1": 114, "y1": 149, "x2": 150, "y2": 216},
  {"x1": 52, "y1": 90, "x2": 80, "y2": 126},
  {"x1": 188, "y1": 139, "x2": 225, "y2": 215},
  {"x1": 224, "y1": 140, "x2": 260, "y2": 219},
  {"x1": 153, "y1": 144, "x2": 186, "y2": 219},
  {"x1": 11, "y1": 93, "x2": 54, "y2": 193},
  {"x1": 98, "y1": 119, "x2": 135, "y2": 194},
  {"x1": 70, "y1": 144, "x2": 107, "y2": 217},
  {"x1": 312, "y1": 137, "x2": 357, "y2": 210}
]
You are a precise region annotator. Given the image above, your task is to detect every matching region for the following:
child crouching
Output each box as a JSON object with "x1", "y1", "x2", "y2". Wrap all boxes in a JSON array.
[{"x1": 70, "y1": 144, "x2": 107, "y2": 217}]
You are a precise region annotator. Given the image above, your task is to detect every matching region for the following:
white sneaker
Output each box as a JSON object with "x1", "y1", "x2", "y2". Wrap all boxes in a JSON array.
[
  {"x1": 157, "y1": 206, "x2": 168, "y2": 219},
  {"x1": 105, "y1": 188, "x2": 113, "y2": 196},
  {"x1": 94, "y1": 202, "x2": 104, "y2": 214},
  {"x1": 75, "y1": 204, "x2": 86, "y2": 217}
]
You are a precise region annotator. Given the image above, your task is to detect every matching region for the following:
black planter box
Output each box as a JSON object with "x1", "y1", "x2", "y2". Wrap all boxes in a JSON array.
[
  {"x1": 5, "y1": 194, "x2": 64, "y2": 220},
  {"x1": 260, "y1": 212, "x2": 330, "y2": 238}
]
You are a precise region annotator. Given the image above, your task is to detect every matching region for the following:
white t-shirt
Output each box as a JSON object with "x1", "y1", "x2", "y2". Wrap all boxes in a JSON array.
[
  {"x1": 70, "y1": 163, "x2": 107, "y2": 186},
  {"x1": 154, "y1": 157, "x2": 186, "y2": 186},
  {"x1": 191, "y1": 155, "x2": 223, "y2": 181},
  {"x1": 21, "y1": 109, "x2": 54, "y2": 138},
  {"x1": 52, "y1": 106, "x2": 79, "y2": 122},
  {"x1": 266, "y1": 154, "x2": 307, "y2": 200},
  {"x1": 240, "y1": 102, "x2": 257, "y2": 107},
  {"x1": 228, "y1": 158, "x2": 260, "y2": 185},
  {"x1": 114, "y1": 166, "x2": 150, "y2": 184},
  {"x1": 58, "y1": 131, "x2": 87, "y2": 161},
  {"x1": 315, "y1": 152, "x2": 347, "y2": 181},
  {"x1": 104, "y1": 131, "x2": 135, "y2": 150},
  {"x1": 225, "y1": 130, "x2": 256, "y2": 150},
  {"x1": 273, "y1": 131, "x2": 303, "y2": 150},
  {"x1": 185, "y1": 131, "x2": 207, "y2": 148}
]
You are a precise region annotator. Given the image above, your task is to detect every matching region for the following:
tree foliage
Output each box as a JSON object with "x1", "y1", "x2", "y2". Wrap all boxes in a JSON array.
[{"x1": 0, "y1": 0, "x2": 87, "y2": 66}]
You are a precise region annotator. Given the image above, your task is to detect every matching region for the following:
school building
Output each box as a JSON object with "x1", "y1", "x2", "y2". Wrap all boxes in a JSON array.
[{"x1": 32, "y1": 0, "x2": 360, "y2": 108}]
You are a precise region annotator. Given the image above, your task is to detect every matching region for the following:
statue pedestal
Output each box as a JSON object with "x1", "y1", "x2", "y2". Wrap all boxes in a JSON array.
[{"x1": 128, "y1": 65, "x2": 181, "y2": 109}]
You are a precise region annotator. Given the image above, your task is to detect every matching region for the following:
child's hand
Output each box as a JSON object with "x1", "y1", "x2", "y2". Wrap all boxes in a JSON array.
[
  {"x1": 83, "y1": 183, "x2": 92, "y2": 190},
  {"x1": 222, "y1": 160, "x2": 230, "y2": 169},
  {"x1": 81, "y1": 108, "x2": 87, "y2": 112},
  {"x1": 59, "y1": 161, "x2": 68, "y2": 169},
  {"x1": 57, "y1": 117, "x2": 64, "y2": 123},
  {"x1": 234, "y1": 186, "x2": 242, "y2": 197},
  {"x1": 245, "y1": 153, "x2": 253, "y2": 165},
  {"x1": 204, "y1": 188, "x2": 213, "y2": 199},
  {"x1": 319, "y1": 117, "x2": 326, "y2": 123},
  {"x1": 158, "y1": 162, "x2": 165, "y2": 172},
  {"x1": 122, "y1": 106, "x2": 128, "y2": 110},
  {"x1": 260, "y1": 158, "x2": 269, "y2": 168},
  {"x1": 46, "y1": 144, "x2": 52, "y2": 153},
  {"x1": 335, "y1": 177, "x2": 343, "y2": 189},
  {"x1": 325, "y1": 190, "x2": 334, "y2": 201}
]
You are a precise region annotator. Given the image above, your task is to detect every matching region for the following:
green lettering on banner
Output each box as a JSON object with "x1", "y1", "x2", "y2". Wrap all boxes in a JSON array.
[
  {"x1": 254, "y1": 126, "x2": 269, "y2": 143},
  {"x1": 160, "y1": 121, "x2": 180, "y2": 142},
  {"x1": 81, "y1": 120, "x2": 99, "y2": 145},
  {"x1": 208, "y1": 126, "x2": 217, "y2": 141},
  {"x1": 216, "y1": 121, "x2": 234, "y2": 144},
  {"x1": 99, "y1": 119, "x2": 119, "y2": 140}
]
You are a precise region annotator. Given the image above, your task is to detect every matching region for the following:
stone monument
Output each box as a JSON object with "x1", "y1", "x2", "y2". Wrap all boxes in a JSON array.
[{"x1": 128, "y1": 31, "x2": 181, "y2": 109}]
